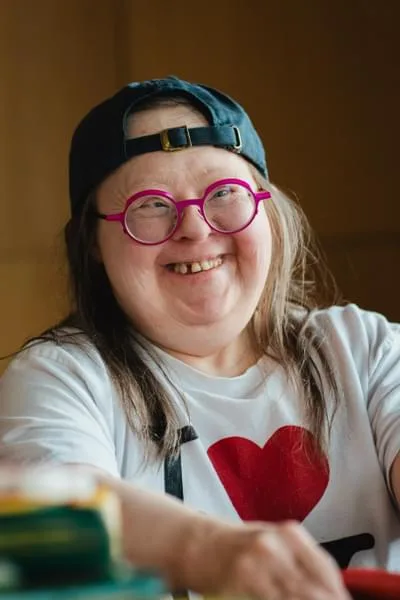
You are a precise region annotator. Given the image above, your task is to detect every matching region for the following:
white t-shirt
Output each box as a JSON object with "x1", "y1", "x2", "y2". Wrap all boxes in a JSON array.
[{"x1": 1, "y1": 304, "x2": 400, "y2": 571}]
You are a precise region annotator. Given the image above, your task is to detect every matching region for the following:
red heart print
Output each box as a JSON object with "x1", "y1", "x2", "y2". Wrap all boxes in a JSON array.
[{"x1": 207, "y1": 425, "x2": 329, "y2": 522}]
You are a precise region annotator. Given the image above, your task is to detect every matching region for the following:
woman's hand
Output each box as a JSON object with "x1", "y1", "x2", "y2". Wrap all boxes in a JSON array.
[
  {"x1": 178, "y1": 519, "x2": 350, "y2": 600},
  {"x1": 72, "y1": 468, "x2": 350, "y2": 599}
]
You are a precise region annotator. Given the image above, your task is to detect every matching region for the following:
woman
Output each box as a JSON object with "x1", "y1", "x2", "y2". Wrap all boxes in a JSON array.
[{"x1": 1, "y1": 75, "x2": 399, "y2": 599}]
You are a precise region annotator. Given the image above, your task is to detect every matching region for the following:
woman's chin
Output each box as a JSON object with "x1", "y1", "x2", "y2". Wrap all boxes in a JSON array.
[{"x1": 175, "y1": 304, "x2": 243, "y2": 330}]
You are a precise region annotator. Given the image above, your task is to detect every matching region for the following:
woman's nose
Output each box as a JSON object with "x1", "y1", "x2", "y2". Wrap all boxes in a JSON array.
[{"x1": 171, "y1": 205, "x2": 212, "y2": 242}]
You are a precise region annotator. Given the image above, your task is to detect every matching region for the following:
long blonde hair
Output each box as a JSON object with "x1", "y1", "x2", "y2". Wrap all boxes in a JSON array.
[{"x1": 252, "y1": 174, "x2": 341, "y2": 449}]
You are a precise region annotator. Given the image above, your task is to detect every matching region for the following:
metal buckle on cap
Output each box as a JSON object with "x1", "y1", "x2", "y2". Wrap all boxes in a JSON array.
[
  {"x1": 160, "y1": 126, "x2": 192, "y2": 151},
  {"x1": 232, "y1": 126, "x2": 242, "y2": 152}
]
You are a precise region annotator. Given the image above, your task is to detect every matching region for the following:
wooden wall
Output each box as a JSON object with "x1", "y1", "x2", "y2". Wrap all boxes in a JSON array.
[
  {"x1": 0, "y1": 0, "x2": 116, "y2": 367},
  {"x1": 1, "y1": 0, "x2": 399, "y2": 370}
]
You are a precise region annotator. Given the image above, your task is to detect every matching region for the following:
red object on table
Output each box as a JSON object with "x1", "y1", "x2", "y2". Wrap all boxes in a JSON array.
[{"x1": 343, "y1": 568, "x2": 400, "y2": 600}]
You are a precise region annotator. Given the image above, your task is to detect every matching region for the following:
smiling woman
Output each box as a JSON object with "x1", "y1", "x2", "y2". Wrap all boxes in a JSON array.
[
  {"x1": 0, "y1": 76, "x2": 399, "y2": 600},
  {"x1": 95, "y1": 110, "x2": 273, "y2": 358}
]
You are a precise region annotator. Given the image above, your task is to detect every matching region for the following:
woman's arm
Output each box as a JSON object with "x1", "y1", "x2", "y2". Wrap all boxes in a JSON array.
[{"x1": 92, "y1": 469, "x2": 349, "y2": 600}]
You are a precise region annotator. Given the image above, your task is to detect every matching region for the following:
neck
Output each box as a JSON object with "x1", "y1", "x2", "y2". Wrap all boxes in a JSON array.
[{"x1": 157, "y1": 329, "x2": 259, "y2": 377}]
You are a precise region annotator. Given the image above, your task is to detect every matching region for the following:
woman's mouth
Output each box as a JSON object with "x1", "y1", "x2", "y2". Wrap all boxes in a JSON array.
[{"x1": 166, "y1": 256, "x2": 223, "y2": 275}]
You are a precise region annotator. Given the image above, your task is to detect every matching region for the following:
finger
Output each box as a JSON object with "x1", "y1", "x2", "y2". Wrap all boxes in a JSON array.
[
  {"x1": 294, "y1": 580, "x2": 345, "y2": 600},
  {"x1": 279, "y1": 522, "x2": 345, "y2": 593},
  {"x1": 234, "y1": 531, "x2": 311, "y2": 600},
  {"x1": 228, "y1": 550, "x2": 284, "y2": 600},
  {"x1": 254, "y1": 530, "x2": 305, "y2": 594}
]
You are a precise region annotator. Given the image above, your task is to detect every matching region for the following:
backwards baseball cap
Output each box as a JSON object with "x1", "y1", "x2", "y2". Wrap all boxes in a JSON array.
[{"x1": 69, "y1": 76, "x2": 268, "y2": 216}]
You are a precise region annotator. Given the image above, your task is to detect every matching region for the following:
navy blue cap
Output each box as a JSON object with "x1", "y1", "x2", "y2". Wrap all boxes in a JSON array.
[{"x1": 69, "y1": 76, "x2": 268, "y2": 216}]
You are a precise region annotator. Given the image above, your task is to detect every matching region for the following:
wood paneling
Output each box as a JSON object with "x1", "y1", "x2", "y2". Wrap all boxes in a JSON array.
[
  {"x1": 322, "y1": 232, "x2": 400, "y2": 322},
  {"x1": 0, "y1": 0, "x2": 116, "y2": 364}
]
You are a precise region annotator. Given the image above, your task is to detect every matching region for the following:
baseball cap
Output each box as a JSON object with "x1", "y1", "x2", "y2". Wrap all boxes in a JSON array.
[{"x1": 69, "y1": 76, "x2": 268, "y2": 216}]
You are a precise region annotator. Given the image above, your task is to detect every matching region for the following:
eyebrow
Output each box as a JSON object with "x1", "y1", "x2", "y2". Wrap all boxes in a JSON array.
[{"x1": 125, "y1": 167, "x2": 249, "y2": 193}]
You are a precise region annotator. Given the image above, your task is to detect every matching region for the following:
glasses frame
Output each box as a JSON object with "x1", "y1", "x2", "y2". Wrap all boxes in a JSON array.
[{"x1": 96, "y1": 177, "x2": 272, "y2": 246}]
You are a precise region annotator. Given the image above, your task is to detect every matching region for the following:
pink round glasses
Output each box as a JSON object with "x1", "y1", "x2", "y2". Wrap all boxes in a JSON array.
[{"x1": 95, "y1": 178, "x2": 271, "y2": 246}]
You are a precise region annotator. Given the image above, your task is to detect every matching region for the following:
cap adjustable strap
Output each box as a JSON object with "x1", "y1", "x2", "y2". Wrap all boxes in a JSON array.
[{"x1": 124, "y1": 124, "x2": 242, "y2": 156}]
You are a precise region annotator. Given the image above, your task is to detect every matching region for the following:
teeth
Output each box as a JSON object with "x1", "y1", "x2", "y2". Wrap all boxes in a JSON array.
[
  {"x1": 191, "y1": 262, "x2": 202, "y2": 273},
  {"x1": 200, "y1": 260, "x2": 212, "y2": 271},
  {"x1": 173, "y1": 256, "x2": 222, "y2": 274}
]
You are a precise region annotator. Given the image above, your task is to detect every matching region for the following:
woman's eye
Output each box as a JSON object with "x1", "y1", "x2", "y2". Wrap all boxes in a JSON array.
[
  {"x1": 150, "y1": 201, "x2": 168, "y2": 209},
  {"x1": 128, "y1": 197, "x2": 174, "y2": 220},
  {"x1": 136, "y1": 199, "x2": 170, "y2": 211},
  {"x1": 210, "y1": 188, "x2": 231, "y2": 201}
]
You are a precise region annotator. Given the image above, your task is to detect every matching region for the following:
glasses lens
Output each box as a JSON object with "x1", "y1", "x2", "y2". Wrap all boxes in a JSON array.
[
  {"x1": 204, "y1": 182, "x2": 256, "y2": 233},
  {"x1": 125, "y1": 195, "x2": 177, "y2": 243}
]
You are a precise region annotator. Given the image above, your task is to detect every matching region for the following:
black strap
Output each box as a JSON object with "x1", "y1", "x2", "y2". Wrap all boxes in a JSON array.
[
  {"x1": 164, "y1": 426, "x2": 198, "y2": 599},
  {"x1": 124, "y1": 125, "x2": 242, "y2": 158},
  {"x1": 164, "y1": 426, "x2": 198, "y2": 501}
]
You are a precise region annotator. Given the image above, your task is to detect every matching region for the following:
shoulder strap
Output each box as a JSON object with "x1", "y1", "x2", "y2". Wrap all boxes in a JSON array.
[
  {"x1": 164, "y1": 426, "x2": 198, "y2": 599},
  {"x1": 164, "y1": 425, "x2": 198, "y2": 501}
]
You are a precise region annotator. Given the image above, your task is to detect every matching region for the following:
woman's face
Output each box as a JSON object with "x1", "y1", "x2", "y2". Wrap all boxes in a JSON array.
[{"x1": 96, "y1": 104, "x2": 272, "y2": 356}]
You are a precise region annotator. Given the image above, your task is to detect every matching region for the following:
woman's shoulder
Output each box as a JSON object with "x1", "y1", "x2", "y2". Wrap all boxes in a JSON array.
[
  {"x1": 307, "y1": 303, "x2": 399, "y2": 362},
  {"x1": 2, "y1": 327, "x2": 109, "y2": 386},
  {"x1": 0, "y1": 328, "x2": 120, "y2": 435}
]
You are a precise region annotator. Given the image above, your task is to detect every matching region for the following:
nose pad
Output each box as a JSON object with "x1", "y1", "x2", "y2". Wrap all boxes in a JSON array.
[
  {"x1": 172, "y1": 205, "x2": 210, "y2": 240},
  {"x1": 181, "y1": 205, "x2": 204, "y2": 223}
]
